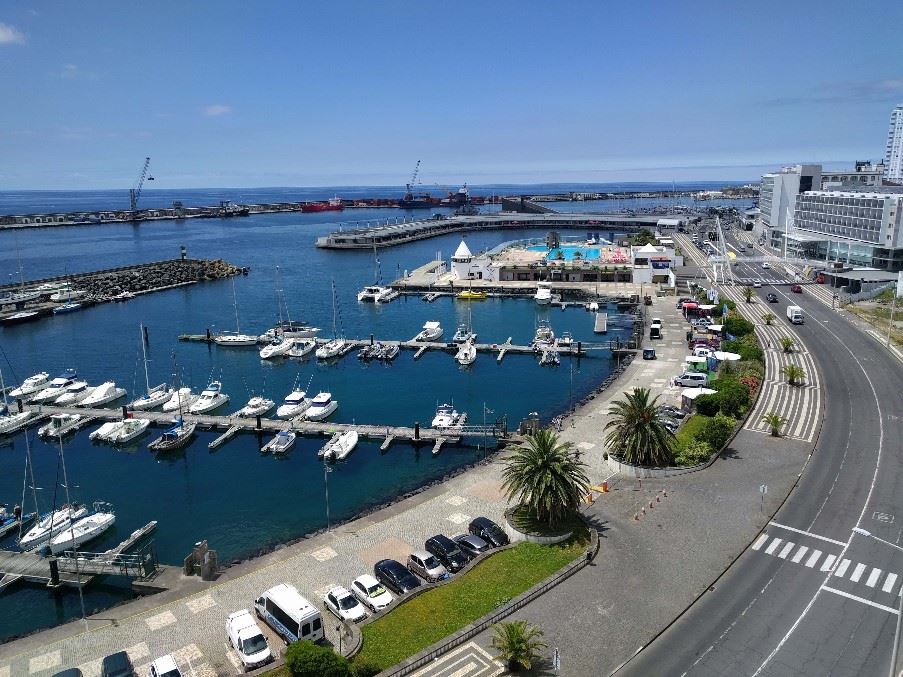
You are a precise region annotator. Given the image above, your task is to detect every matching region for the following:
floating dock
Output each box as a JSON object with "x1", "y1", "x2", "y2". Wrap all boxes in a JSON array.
[{"x1": 594, "y1": 312, "x2": 608, "y2": 333}]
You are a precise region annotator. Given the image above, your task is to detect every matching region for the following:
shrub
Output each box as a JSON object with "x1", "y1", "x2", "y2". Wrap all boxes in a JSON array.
[
  {"x1": 710, "y1": 379, "x2": 750, "y2": 417},
  {"x1": 286, "y1": 641, "x2": 352, "y2": 677},
  {"x1": 738, "y1": 374, "x2": 761, "y2": 397},
  {"x1": 694, "y1": 394, "x2": 720, "y2": 416},
  {"x1": 673, "y1": 440, "x2": 712, "y2": 466},
  {"x1": 352, "y1": 660, "x2": 382, "y2": 677},
  {"x1": 722, "y1": 337, "x2": 763, "y2": 363},
  {"x1": 724, "y1": 316, "x2": 755, "y2": 337},
  {"x1": 699, "y1": 413, "x2": 736, "y2": 450}
]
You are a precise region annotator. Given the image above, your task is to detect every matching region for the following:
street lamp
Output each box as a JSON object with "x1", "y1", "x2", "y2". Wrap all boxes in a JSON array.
[{"x1": 324, "y1": 464, "x2": 333, "y2": 531}]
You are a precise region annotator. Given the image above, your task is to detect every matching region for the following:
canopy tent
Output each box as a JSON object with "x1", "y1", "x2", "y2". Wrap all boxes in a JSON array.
[
  {"x1": 714, "y1": 351, "x2": 741, "y2": 361},
  {"x1": 684, "y1": 356, "x2": 707, "y2": 364},
  {"x1": 681, "y1": 387, "x2": 717, "y2": 400},
  {"x1": 698, "y1": 304, "x2": 716, "y2": 311}
]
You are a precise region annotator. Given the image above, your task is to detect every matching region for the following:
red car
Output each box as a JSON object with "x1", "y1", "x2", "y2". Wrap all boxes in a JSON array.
[{"x1": 791, "y1": 284, "x2": 803, "y2": 293}]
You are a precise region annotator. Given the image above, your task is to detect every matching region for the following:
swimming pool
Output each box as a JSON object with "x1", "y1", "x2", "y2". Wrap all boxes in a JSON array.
[{"x1": 528, "y1": 245, "x2": 602, "y2": 261}]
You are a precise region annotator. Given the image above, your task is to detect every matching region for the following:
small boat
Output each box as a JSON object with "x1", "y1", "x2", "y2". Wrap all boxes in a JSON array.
[
  {"x1": 415, "y1": 321, "x2": 443, "y2": 342},
  {"x1": 452, "y1": 324, "x2": 476, "y2": 343},
  {"x1": 4, "y1": 289, "x2": 42, "y2": 304},
  {"x1": 130, "y1": 383, "x2": 173, "y2": 411},
  {"x1": 189, "y1": 381, "x2": 230, "y2": 414},
  {"x1": 259, "y1": 337, "x2": 294, "y2": 359},
  {"x1": 236, "y1": 396, "x2": 275, "y2": 418},
  {"x1": 288, "y1": 339, "x2": 317, "y2": 358},
  {"x1": 106, "y1": 418, "x2": 150, "y2": 444},
  {"x1": 357, "y1": 345, "x2": 376, "y2": 361},
  {"x1": 213, "y1": 332, "x2": 259, "y2": 347},
  {"x1": 54, "y1": 381, "x2": 95, "y2": 406},
  {"x1": 80, "y1": 381, "x2": 127, "y2": 407},
  {"x1": 89, "y1": 421, "x2": 125, "y2": 442},
  {"x1": 357, "y1": 285, "x2": 393, "y2": 303},
  {"x1": 318, "y1": 432, "x2": 340, "y2": 458},
  {"x1": 557, "y1": 331, "x2": 573, "y2": 348},
  {"x1": 258, "y1": 320, "x2": 320, "y2": 341},
  {"x1": 455, "y1": 290, "x2": 487, "y2": 301},
  {"x1": 534, "y1": 282, "x2": 552, "y2": 305},
  {"x1": 432, "y1": 404, "x2": 466, "y2": 429},
  {"x1": 533, "y1": 321, "x2": 555, "y2": 347},
  {"x1": 324, "y1": 430, "x2": 358, "y2": 461},
  {"x1": 112, "y1": 291, "x2": 135, "y2": 302},
  {"x1": 276, "y1": 390, "x2": 310, "y2": 419},
  {"x1": 305, "y1": 392, "x2": 338, "y2": 421},
  {"x1": 422, "y1": 292, "x2": 440, "y2": 302},
  {"x1": 49, "y1": 288, "x2": 87, "y2": 303},
  {"x1": 316, "y1": 339, "x2": 347, "y2": 360},
  {"x1": 148, "y1": 418, "x2": 197, "y2": 452},
  {"x1": 30, "y1": 370, "x2": 78, "y2": 403},
  {"x1": 162, "y1": 387, "x2": 197, "y2": 413},
  {"x1": 38, "y1": 413, "x2": 83, "y2": 438},
  {"x1": 539, "y1": 349, "x2": 560, "y2": 366},
  {"x1": 262, "y1": 430, "x2": 296, "y2": 455},
  {"x1": 49, "y1": 503, "x2": 116, "y2": 554},
  {"x1": 53, "y1": 301, "x2": 83, "y2": 314},
  {"x1": 587, "y1": 302, "x2": 599, "y2": 312},
  {"x1": 10, "y1": 372, "x2": 49, "y2": 399},
  {"x1": 379, "y1": 344, "x2": 399, "y2": 361},
  {"x1": 0, "y1": 505, "x2": 36, "y2": 538},
  {"x1": 0, "y1": 410, "x2": 32, "y2": 435},
  {"x1": 0, "y1": 311, "x2": 41, "y2": 326},
  {"x1": 455, "y1": 340, "x2": 477, "y2": 366},
  {"x1": 19, "y1": 504, "x2": 88, "y2": 550}
]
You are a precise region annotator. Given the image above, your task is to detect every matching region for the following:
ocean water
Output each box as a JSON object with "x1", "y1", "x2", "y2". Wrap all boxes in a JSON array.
[{"x1": 0, "y1": 203, "x2": 644, "y2": 642}]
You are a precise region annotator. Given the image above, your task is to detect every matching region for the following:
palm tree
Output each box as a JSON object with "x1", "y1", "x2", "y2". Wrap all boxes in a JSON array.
[
  {"x1": 501, "y1": 429, "x2": 589, "y2": 526},
  {"x1": 779, "y1": 336, "x2": 795, "y2": 353},
  {"x1": 491, "y1": 620, "x2": 547, "y2": 672},
  {"x1": 604, "y1": 387, "x2": 674, "y2": 467},
  {"x1": 743, "y1": 286, "x2": 754, "y2": 303},
  {"x1": 762, "y1": 412, "x2": 786, "y2": 437},
  {"x1": 783, "y1": 364, "x2": 805, "y2": 386},
  {"x1": 763, "y1": 312, "x2": 776, "y2": 326}
]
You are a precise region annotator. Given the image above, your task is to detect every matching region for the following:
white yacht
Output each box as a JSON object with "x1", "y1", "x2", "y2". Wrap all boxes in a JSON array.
[
  {"x1": 276, "y1": 390, "x2": 310, "y2": 419},
  {"x1": 258, "y1": 321, "x2": 320, "y2": 342},
  {"x1": 323, "y1": 430, "x2": 358, "y2": 461},
  {"x1": 19, "y1": 504, "x2": 89, "y2": 550},
  {"x1": 415, "y1": 321, "x2": 443, "y2": 342},
  {"x1": 316, "y1": 339, "x2": 347, "y2": 360},
  {"x1": 431, "y1": 404, "x2": 467, "y2": 429},
  {"x1": 49, "y1": 504, "x2": 116, "y2": 554},
  {"x1": 305, "y1": 392, "x2": 338, "y2": 421},
  {"x1": 38, "y1": 413, "x2": 82, "y2": 438},
  {"x1": 357, "y1": 285, "x2": 393, "y2": 303},
  {"x1": 452, "y1": 325, "x2": 476, "y2": 343},
  {"x1": 533, "y1": 321, "x2": 555, "y2": 347},
  {"x1": 534, "y1": 282, "x2": 552, "y2": 305},
  {"x1": 10, "y1": 372, "x2": 49, "y2": 399},
  {"x1": 130, "y1": 383, "x2": 173, "y2": 411},
  {"x1": 236, "y1": 397, "x2": 275, "y2": 418},
  {"x1": 0, "y1": 410, "x2": 32, "y2": 435},
  {"x1": 30, "y1": 370, "x2": 78, "y2": 403},
  {"x1": 54, "y1": 381, "x2": 95, "y2": 406},
  {"x1": 162, "y1": 387, "x2": 197, "y2": 413},
  {"x1": 189, "y1": 381, "x2": 230, "y2": 414},
  {"x1": 259, "y1": 337, "x2": 294, "y2": 359},
  {"x1": 455, "y1": 340, "x2": 477, "y2": 366},
  {"x1": 262, "y1": 430, "x2": 296, "y2": 455},
  {"x1": 213, "y1": 332, "x2": 259, "y2": 347},
  {"x1": 107, "y1": 418, "x2": 150, "y2": 444},
  {"x1": 80, "y1": 381, "x2": 127, "y2": 407},
  {"x1": 49, "y1": 288, "x2": 87, "y2": 303},
  {"x1": 288, "y1": 339, "x2": 317, "y2": 358},
  {"x1": 89, "y1": 421, "x2": 125, "y2": 441}
]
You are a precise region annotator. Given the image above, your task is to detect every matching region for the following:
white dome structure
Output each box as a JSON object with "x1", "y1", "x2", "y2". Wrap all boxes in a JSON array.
[{"x1": 451, "y1": 239, "x2": 473, "y2": 279}]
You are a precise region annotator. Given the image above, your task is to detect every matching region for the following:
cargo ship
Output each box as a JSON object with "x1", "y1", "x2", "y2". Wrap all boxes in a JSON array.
[{"x1": 301, "y1": 197, "x2": 344, "y2": 213}]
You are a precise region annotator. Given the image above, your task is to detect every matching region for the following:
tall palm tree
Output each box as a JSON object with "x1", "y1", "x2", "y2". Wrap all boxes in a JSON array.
[
  {"x1": 604, "y1": 387, "x2": 674, "y2": 467},
  {"x1": 491, "y1": 620, "x2": 547, "y2": 672},
  {"x1": 501, "y1": 429, "x2": 589, "y2": 526}
]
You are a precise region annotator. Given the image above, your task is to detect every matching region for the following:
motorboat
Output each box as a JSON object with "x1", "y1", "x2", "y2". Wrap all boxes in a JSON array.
[
  {"x1": 533, "y1": 321, "x2": 555, "y2": 347},
  {"x1": 53, "y1": 301, "x2": 83, "y2": 314},
  {"x1": 452, "y1": 325, "x2": 476, "y2": 343},
  {"x1": 432, "y1": 404, "x2": 466, "y2": 429},
  {"x1": 49, "y1": 503, "x2": 116, "y2": 554},
  {"x1": 316, "y1": 339, "x2": 347, "y2": 360},
  {"x1": 148, "y1": 418, "x2": 197, "y2": 452},
  {"x1": 106, "y1": 418, "x2": 150, "y2": 444},
  {"x1": 556, "y1": 331, "x2": 573, "y2": 348},
  {"x1": 455, "y1": 340, "x2": 477, "y2": 366},
  {"x1": 258, "y1": 320, "x2": 320, "y2": 341},
  {"x1": 236, "y1": 396, "x2": 275, "y2": 418},
  {"x1": 262, "y1": 430, "x2": 296, "y2": 455},
  {"x1": 379, "y1": 344, "x2": 399, "y2": 361},
  {"x1": 455, "y1": 290, "x2": 487, "y2": 300},
  {"x1": 539, "y1": 349, "x2": 560, "y2": 366},
  {"x1": 357, "y1": 345, "x2": 376, "y2": 361},
  {"x1": 189, "y1": 381, "x2": 230, "y2": 414},
  {"x1": 259, "y1": 337, "x2": 294, "y2": 359},
  {"x1": 357, "y1": 285, "x2": 393, "y2": 303},
  {"x1": 19, "y1": 503, "x2": 89, "y2": 550},
  {"x1": 162, "y1": 387, "x2": 197, "y2": 413},
  {"x1": 54, "y1": 381, "x2": 95, "y2": 406},
  {"x1": 9, "y1": 372, "x2": 49, "y2": 399},
  {"x1": 534, "y1": 282, "x2": 552, "y2": 305},
  {"x1": 305, "y1": 392, "x2": 338, "y2": 421},
  {"x1": 80, "y1": 381, "x2": 127, "y2": 407},
  {"x1": 415, "y1": 321, "x2": 443, "y2": 342},
  {"x1": 4, "y1": 290, "x2": 42, "y2": 304},
  {"x1": 49, "y1": 288, "x2": 87, "y2": 303},
  {"x1": 323, "y1": 430, "x2": 358, "y2": 461},
  {"x1": 587, "y1": 301, "x2": 599, "y2": 312},
  {"x1": 276, "y1": 390, "x2": 310, "y2": 418},
  {"x1": 30, "y1": 370, "x2": 78, "y2": 403},
  {"x1": 213, "y1": 332, "x2": 259, "y2": 347},
  {"x1": 38, "y1": 413, "x2": 83, "y2": 438},
  {"x1": 288, "y1": 339, "x2": 317, "y2": 358},
  {"x1": 111, "y1": 291, "x2": 135, "y2": 302},
  {"x1": 89, "y1": 421, "x2": 125, "y2": 441},
  {"x1": 0, "y1": 410, "x2": 32, "y2": 435},
  {"x1": 130, "y1": 383, "x2": 174, "y2": 411}
]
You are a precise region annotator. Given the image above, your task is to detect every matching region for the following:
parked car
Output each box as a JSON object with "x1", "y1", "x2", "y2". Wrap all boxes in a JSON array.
[
  {"x1": 101, "y1": 652, "x2": 135, "y2": 677},
  {"x1": 791, "y1": 284, "x2": 803, "y2": 293},
  {"x1": 148, "y1": 656, "x2": 183, "y2": 677},
  {"x1": 468, "y1": 517, "x2": 509, "y2": 547},
  {"x1": 351, "y1": 574, "x2": 394, "y2": 612},
  {"x1": 766, "y1": 293, "x2": 779, "y2": 303},
  {"x1": 674, "y1": 372, "x2": 707, "y2": 387},
  {"x1": 408, "y1": 550, "x2": 450, "y2": 583},
  {"x1": 51, "y1": 671, "x2": 83, "y2": 677},
  {"x1": 454, "y1": 534, "x2": 491, "y2": 559},
  {"x1": 324, "y1": 585, "x2": 368, "y2": 623},
  {"x1": 226, "y1": 609, "x2": 273, "y2": 671},
  {"x1": 374, "y1": 558, "x2": 422, "y2": 595},
  {"x1": 425, "y1": 534, "x2": 469, "y2": 573}
]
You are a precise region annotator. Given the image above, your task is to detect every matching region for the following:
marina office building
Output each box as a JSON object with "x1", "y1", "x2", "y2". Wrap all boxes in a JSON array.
[{"x1": 759, "y1": 164, "x2": 821, "y2": 248}]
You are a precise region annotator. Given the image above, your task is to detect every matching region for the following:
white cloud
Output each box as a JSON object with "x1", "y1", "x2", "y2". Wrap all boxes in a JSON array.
[
  {"x1": 203, "y1": 104, "x2": 232, "y2": 117},
  {"x1": 0, "y1": 22, "x2": 26, "y2": 45}
]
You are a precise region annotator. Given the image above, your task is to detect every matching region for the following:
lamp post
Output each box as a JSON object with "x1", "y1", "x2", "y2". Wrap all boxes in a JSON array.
[
  {"x1": 324, "y1": 464, "x2": 333, "y2": 531},
  {"x1": 851, "y1": 527, "x2": 903, "y2": 677}
]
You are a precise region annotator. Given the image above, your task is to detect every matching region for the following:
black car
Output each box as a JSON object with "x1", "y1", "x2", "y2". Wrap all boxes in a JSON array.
[
  {"x1": 374, "y1": 558, "x2": 422, "y2": 595},
  {"x1": 52, "y1": 671, "x2": 84, "y2": 677},
  {"x1": 766, "y1": 293, "x2": 779, "y2": 303},
  {"x1": 101, "y1": 652, "x2": 135, "y2": 677},
  {"x1": 425, "y1": 534, "x2": 469, "y2": 572},
  {"x1": 454, "y1": 534, "x2": 491, "y2": 559},
  {"x1": 469, "y1": 517, "x2": 509, "y2": 547}
]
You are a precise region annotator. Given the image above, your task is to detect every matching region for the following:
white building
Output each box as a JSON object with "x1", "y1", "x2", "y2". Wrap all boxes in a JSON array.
[
  {"x1": 631, "y1": 243, "x2": 682, "y2": 285},
  {"x1": 758, "y1": 164, "x2": 821, "y2": 247},
  {"x1": 821, "y1": 161, "x2": 885, "y2": 189},
  {"x1": 450, "y1": 239, "x2": 499, "y2": 281},
  {"x1": 450, "y1": 239, "x2": 473, "y2": 279},
  {"x1": 886, "y1": 104, "x2": 903, "y2": 184}
]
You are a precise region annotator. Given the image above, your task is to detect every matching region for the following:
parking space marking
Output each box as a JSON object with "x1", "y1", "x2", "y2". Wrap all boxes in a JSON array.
[
  {"x1": 309, "y1": 546, "x2": 338, "y2": 562},
  {"x1": 146, "y1": 610, "x2": 177, "y2": 631},
  {"x1": 446, "y1": 512, "x2": 471, "y2": 525},
  {"x1": 186, "y1": 594, "x2": 217, "y2": 613},
  {"x1": 446, "y1": 495, "x2": 467, "y2": 506}
]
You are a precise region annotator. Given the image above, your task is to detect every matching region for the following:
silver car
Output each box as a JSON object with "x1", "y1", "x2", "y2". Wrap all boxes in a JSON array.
[{"x1": 407, "y1": 549, "x2": 449, "y2": 583}]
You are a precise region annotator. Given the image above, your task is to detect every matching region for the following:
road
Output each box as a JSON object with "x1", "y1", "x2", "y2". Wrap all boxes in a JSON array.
[{"x1": 619, "y1": 238, "x2": 903, "y2": 675}]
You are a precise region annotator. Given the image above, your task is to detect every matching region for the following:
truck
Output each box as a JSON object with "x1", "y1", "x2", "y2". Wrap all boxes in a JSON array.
[
  {"x1": 226, "y1": 609, "x2": 272, "y2": 672},
  {"x1": 786, "y1": 305, "x2": 804, "y2": 325}
]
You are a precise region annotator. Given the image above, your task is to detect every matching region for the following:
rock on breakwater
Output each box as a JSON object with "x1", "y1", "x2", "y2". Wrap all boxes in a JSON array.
[{"x1": 80, "y1": 258, "x2": 246, "y2": 301}]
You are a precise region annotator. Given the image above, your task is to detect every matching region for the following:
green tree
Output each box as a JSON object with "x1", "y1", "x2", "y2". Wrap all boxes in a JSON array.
[
  {"x1": 694, "y1": 394, "x2": 720, "y2": 416},
  {"x1": 762, "y1": 412, "x2": 786, "y2": 437},
  {"x1": 779, "y1": 336, "x2": 795, "y2": 353},
  {"x1": 604, "y1": 387, "x2": 674, "y2": 467},
  {"x1": 699, "y1": 413, "x2": 736, "y2": 450},
  {"x1": 743, "y1": 286, "x2": 754, "y2": 303},
  {"x1": 763, "y1": 312, "x2": 776, "y2": 326},
  {"x1": 490, "y1": 620, "x2": 547, "y2": 672},
  {"x1": 783, "y1": 364, "x2": 806, "y2": 386},
  {"x1": 711, "y1": 379, "x2": 751, "y2": 418},
  {"x1": 724, "y1": 315, "x2": 755, "y2": 337},
  {"x1": 501, "y1": 429, "x2": 590, "y2": 526},
  {"x1": 285, "y1": 641, "x2": 352, "y2": 677}
]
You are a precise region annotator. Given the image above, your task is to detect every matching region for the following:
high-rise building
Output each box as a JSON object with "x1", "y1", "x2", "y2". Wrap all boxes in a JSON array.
[
  {"x1": 758, "y1": 164, "x2": 822, "y2": 247},
  {"x1": 885, "y1": 103, "x2": 903, "y2": 183}
]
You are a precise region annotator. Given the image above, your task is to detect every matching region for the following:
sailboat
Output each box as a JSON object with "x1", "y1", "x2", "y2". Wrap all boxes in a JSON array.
[
  {"x1": 149, "y1": 358, "x2": 197, "y2": 452},
  {"x1": 0, "y1": 368, "x2": 33, "y2": 435},
  {"x1": 214, "y1": 278, "x2": 259, "y2": 347},
  {"x1": 455, "y1": 339, "x2": 477, "y2": 366},
  {"x1": 258, "y1": 266, "x2": 320, "y2": 341},
  {"x1": 357, "y1": 246, "x2": 393, "y2": 302},
  {"x1": 129, "y1": 325, "x2": 174, "y2": 410},
  {"x1": 316, "y1": 280, "x2": 348, "y2": 359},
  {"x1": 49, "y1": 501, "x2": 116, "y2": 554}
]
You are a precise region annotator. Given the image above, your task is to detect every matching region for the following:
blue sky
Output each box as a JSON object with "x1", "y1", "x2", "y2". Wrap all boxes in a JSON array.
[{"x1": 1, "y1": 0, "x2": 902, "y2": 189}]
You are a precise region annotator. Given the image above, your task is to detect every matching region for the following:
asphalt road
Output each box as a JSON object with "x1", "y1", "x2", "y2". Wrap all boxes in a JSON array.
[{"x1": 618, "y1": 256, "x2": 903, "y2": 676}]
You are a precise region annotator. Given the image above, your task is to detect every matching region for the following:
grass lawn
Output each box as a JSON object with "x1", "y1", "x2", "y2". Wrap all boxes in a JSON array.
[
  {"x1": 673, "y1": 414, "x2": 710, "y2": 451},
  {"x1": 353, "y1": 529, "x2": 590, "y2": 670}
]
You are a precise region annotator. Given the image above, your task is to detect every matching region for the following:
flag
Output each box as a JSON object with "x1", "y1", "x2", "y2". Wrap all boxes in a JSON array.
[{"x1": 722, "y1": 303, "x2": 728, "y2": 317}]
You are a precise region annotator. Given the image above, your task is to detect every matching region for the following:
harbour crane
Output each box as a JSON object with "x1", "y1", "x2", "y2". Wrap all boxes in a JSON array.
[
  {"x1": 406, "y1": 160, "x2": 421, "y2": 194},
  {"x1": 129, "y1": 157, "x2": 153, "y2": 212}
]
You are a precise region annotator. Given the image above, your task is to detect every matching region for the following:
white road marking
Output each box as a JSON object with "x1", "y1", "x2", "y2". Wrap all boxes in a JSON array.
[
  {"x1": 822, "y1": 585, "x2": 900, "y2": 615},
  {"x1": 866, "y1": 568, "x2": 882, "y2": 588},
  {"x1": 821, "y1": 554, "x2": 837, "y2": 572},
  {"x1": 883, "y1": 573, "x2": 899, "y2": 594},
  {"x1": 805, "y1": 549, "x2": 822, "y2": 567},
  {"x1": 791, "y1": 546, "x2": 809, "y2": 564},
  {"x1": 834, "y1": 559, "x2": 851, "y2": 577},
  {"x1": 752, "y1": 534, "x2": 769, "y2": 551},
  {"x1": 765, "y1": 538, "x2": 782, "y2": 555},
  {"x1": 778, "y1": 542, "x2": 796, "y2": 559},
  {"x1": 850, "y1": 563, "x2": 867, "y2": 583}
]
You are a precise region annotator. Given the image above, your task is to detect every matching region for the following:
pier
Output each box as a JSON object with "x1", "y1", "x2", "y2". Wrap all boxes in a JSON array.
[{"x1": 594, "y1": 312, "x2": 608, "y2": 333}]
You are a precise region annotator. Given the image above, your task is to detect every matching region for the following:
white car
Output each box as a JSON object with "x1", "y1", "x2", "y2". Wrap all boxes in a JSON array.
[
  {"x1": 753, "y1": 280, "x2": 762, "y2": 288},
  {"x1": 324, "y1": 585, "x2": 368, "y2": 622},
  {"x1": 351, "y1": 574, "x2": 394, "y2": 612},
  {"x1": 148, "y1": 655, "x2": 183, "y2": 677},
  {"x1": 226, "y1": 609, "x2": 272, "y2": 671},
  {"x1": 761, "y1": 262, "x2": 771, "y2": 269}
]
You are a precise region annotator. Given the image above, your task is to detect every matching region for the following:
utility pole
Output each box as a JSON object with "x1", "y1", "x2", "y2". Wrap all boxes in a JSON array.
[{"x1": 887, "y1": 289, "x2": 898, "y2": 348}]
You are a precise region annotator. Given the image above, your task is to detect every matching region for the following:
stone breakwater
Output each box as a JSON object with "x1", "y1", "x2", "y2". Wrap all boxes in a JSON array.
[{"x1": 74, "y1": 258, "x2": 246, "y2": 301}]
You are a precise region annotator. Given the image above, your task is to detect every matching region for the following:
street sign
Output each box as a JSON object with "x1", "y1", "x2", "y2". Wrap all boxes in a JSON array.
[
  {"x1": 760, "y1": 484, "x2": 768, "y2": 494},
  {"x1": 553, "y1": 648, "x2": 561, "y2": 672}
]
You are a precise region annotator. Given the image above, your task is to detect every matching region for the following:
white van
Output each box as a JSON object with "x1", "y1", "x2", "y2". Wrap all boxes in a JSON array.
[
  {"x1": 675, "y1": 372, "x2": 707, "y2": 387},
  {"x1": 254, "y1": 583, "x2": 324, "y2": 644}
]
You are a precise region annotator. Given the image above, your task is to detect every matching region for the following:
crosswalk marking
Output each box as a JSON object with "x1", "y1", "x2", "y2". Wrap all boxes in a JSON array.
[
  {"x1": 850, "y1": 563, "x2": 867, "y2": 583},
  {"x1": 805, "y1": 549, "x2": 822, "y2": 568},
  {"x1": 821, "y1": 554, "x2": 837, "y2": 572},
  {"x1": 791, "y1": 546, "x2": 809, "y2": 563},
  {"x1": 835, "y1": 559, "x2": 851, "y2": 578},
  {"x1": 752, "y1": 534, "x2": 770, "y2": 551},
  {"x1": 866, "y1": 568, "x2": 882, "y2": 588},
  {"x1": 883, "y1": 573, "x2": 898, "y2": 594},
  {"x1": 765, "y1": 538, "x2": 782, "y2": 555},
  {"x1": 778, "y1": 542, "x2": 796, "y2": 559}
]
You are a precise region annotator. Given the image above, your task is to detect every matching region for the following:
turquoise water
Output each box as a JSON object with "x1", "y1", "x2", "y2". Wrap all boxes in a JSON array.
[{"x1": 528, "y1": 244, "x2": 602, "y2": 261}]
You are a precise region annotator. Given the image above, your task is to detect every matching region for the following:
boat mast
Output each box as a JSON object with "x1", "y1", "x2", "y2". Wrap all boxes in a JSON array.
[
  {"x1": 0, "y1": 366, "x2": 8, "y2": 411},
  {"x1": 56, "y1": 434, "x2": 89, "y2": 631},
  {"x1": 275, "y1": 266, "x2": 284, "y2": 328},
  {"x1": 331, "y1": 279, "x2": 338, "y2": 340},
  {"x1": 231, "y1": 277, "x2": 241, "y2": 334},
  {"x1": 140, "y1": 324, "x2": 152, "y2": 395},
  {"x1": 20, "y1": 430, "x2": 39, "y2": 542}
]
